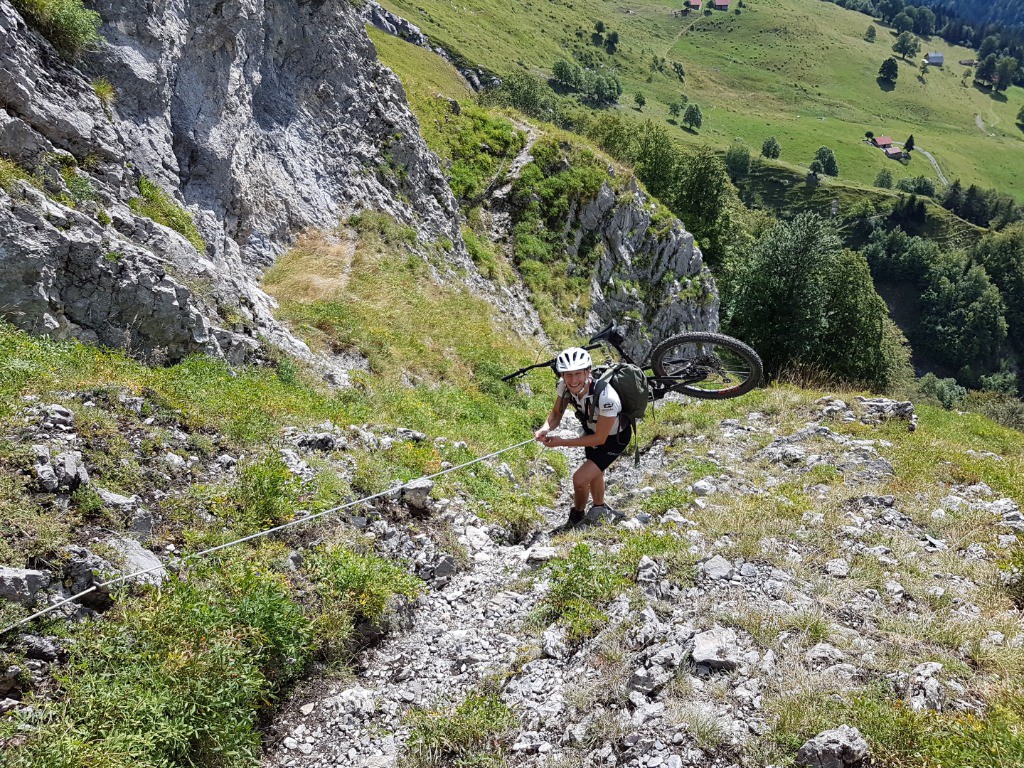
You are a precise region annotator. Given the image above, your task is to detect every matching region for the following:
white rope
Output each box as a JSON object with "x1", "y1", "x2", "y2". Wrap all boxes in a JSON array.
[{"x1": 1, "y1": 437, "x2": 537, "y2": 637}]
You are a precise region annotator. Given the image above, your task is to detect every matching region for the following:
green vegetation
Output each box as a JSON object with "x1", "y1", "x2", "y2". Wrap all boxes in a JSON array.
[
  {"x1": 379, "y1": 0, "x2": 1024, "y2": 196},
  {"x1": 91, "y1": 77, "x2": 116, "y2": 108},
  {"x1": 0, "y1": 157, "x2": 38, "y2": 194},
  {"x1": 728, "y1": 212, "x2": 911, "y2": 390},
  {"x1": 128, "y1": 175, "x2": 206, "y2": 253},
  {"x1": 405, "y1": 688, "x2": 518, "y2": 767},
  {"x1": 11, "y1": 0, "x2": 103, "y2": 57}
]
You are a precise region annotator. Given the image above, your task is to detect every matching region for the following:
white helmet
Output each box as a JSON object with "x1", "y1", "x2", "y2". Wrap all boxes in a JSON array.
[{"x1": 555, "y1": 347, "x2": 592, "y2": 373}]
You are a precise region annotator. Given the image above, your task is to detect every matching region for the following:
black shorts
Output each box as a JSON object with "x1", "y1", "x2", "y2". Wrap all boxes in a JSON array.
[{"x1": 583, "y1": 423, "x2": 633, "y2": 471}]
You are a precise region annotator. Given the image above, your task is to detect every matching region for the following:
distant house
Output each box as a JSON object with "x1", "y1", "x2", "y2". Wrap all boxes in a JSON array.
[
  {"x1": 714, "y1": 0, "x2": 730, "y2": 8},
  {"x1": 873, "y1": 136, "x2": 894, "y2": 148},
  {"x1": 925, "y1": 52, "x2": 944, "y2": 66},
  {"x1": 960, "y1": 59, "x2": 976, "y2": 66},
  {"x1": 687, "y1": 0, "x2": 702, "y2": 9},
  {"x1": 885, "y1": 146, "x2": 904, "y2": 159}
]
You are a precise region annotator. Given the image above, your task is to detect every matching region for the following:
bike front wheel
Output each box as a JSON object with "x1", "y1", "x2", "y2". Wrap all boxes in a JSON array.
[{"x1": 650, "y1": 332, "x2": 763, "y2": 399}]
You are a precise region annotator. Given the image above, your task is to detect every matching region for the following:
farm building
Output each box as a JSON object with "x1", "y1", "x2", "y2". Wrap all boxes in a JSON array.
[
  {"x1": 687, "y1": 0, "x2": 701, "y2": 9},
  {"x1": 925, "y1": 52, "x2": 944, "y2": 66},
  {"x1": 714, "y1": 0, "x2": 730, "y2": 8},
  {"x1": 960, "y1": 58, "x2": 976, "y2": 66},
  {"x1": 872, "y1": 136, "x2": 894, "y2": 148},
  {"x1": 885, "y1": 146, "x2": 904, "y2": 159}
]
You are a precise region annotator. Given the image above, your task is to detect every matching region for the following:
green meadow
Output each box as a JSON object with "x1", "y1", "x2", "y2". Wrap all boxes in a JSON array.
[{"x1": 378, "y1": 0, "x2": 1024, "y2": 197}]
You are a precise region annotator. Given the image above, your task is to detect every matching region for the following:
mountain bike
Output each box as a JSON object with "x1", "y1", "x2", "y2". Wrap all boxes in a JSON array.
[{"x1": 502, "y1": 323, "x2": 763, "y2": 400}]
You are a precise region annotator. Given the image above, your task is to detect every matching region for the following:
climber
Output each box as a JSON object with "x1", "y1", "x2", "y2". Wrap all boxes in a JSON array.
[{"x1": 534, "y1": 346, "x2": 632, "y2": 528}]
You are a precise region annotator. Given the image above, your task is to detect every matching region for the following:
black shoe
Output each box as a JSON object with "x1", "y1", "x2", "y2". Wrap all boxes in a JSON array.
[{"x1": 565, "y1": 507, "x2": 585, "y2": 528}]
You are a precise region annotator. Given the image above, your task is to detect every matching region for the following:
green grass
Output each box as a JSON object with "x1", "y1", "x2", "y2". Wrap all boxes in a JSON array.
[
  {"x1": 12, "y1": 0, "x2": 103, "y2": 57},
  {"x1": 0, "y1": 157, "x2": 39, "y2": 194},
  {"x1": 405, "y1": 688, "x2": 518, "y2": 767},
  {"x1": 379, "y1": 0, "x2": 1024, "y2": 199},
  {"x1": 128, "y1": 175, "x2": 206, "y2": 253}
]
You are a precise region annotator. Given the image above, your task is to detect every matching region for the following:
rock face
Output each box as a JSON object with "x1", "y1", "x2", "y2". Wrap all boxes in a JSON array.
[
  {"x1": 572, "y1": 178, "x2": 718, "y2": 360},
  {"x1": 0, "y1": 0, "x2": 462, "y2": 363}
]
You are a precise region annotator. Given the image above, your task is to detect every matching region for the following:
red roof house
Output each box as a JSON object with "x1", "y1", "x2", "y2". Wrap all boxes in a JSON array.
[
  {"x1": 885, "y1": 146, "x2": 904, "y2": 159},
  {"x1": 687, "y1": 0, "x2": 702, "y2": 8},
  {"x1": 714, "y1": 0, "x2": 730, "y2": 8},
  {"x1": 873, "y1": 136, "x2": 893, "y2": 148}
]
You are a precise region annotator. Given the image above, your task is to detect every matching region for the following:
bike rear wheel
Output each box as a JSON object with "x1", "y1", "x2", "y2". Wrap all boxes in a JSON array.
[{"x1": 650, "y1": 332, "x2": 763, "y2": 399}]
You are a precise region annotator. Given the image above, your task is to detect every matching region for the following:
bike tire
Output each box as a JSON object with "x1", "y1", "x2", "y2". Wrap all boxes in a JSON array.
[{"x1": 650, "y1": 332, "x2": 763, "y2": 400}]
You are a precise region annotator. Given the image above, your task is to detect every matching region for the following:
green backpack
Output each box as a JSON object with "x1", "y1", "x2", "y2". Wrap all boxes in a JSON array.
[{"x1": 592, "y1": 363, "x2": 652, "y2": 423}]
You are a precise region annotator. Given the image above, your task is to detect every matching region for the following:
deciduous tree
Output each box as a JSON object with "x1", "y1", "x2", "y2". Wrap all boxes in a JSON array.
[
  {"x1": 893, "y1": 12, "x2": 914, "y2": 34},
  {"x1": 865, "y1": 24, "x2": 876, "y2": 42},
  {"x1": 814, "y1": 146, "x2": 839, "y2": 177},
  {"x1": 879, "y1": 57, "x2": 899, "y2": 82},
  {"x1": 761, "y1": 135, "x2": 781, "y2": 159},
  {"x1": 682, "y1": 102, "x2": 703, "y2": 131},
  {"x1": 724, "y1": 143, "x2": 751, "y2": 181},
  {"x1": 892, "y1": 31, "x2": 920, "y2": 60}
]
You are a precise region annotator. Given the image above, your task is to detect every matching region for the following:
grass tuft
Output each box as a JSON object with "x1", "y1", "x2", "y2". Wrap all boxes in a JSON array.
[
  {"x1": 12, "y1": 0, "x2": 103, "y2": 57},
  {"x1": 405, "y1": 688, "x2": 518, "y2": 767},
  {"x1": 128, "y1": 175, "x2": 206, "y2": 252}
]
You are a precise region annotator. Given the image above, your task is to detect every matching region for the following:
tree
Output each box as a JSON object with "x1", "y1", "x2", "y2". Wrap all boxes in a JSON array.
[
  {"x1": 995, "y1": 56, "x2": 1018, "y2": 92},
  {"x1": 876, "y1": 0, "x2": 904, "y2": 23},
  {"x1": 682, "y1": 102, "x2": 703, "y2": 131},
  {"x1": 814, "y1": 146, "x2": 839, "y2": 177},
  {"x1": 912, "y1": 6, "x2": 935, "y2": 36},
  {"x1": 605, "y1": 30, "x2": 619, "y2": 53},
  {"x1": 668, "y1": 101, "x2": 682, "y2": 118},
  {"x1": 879, "y1": 57, "x2": 899, "y2": 82},
  {"x1": 978, "y1": 34, "x2": 1000, "y2": 60},
  {"x1": 865, "y1": 130, "x2": 875, "y2": 140},
  {"x1": 761, "y1": 135, "x2": 781, "y2": 159},
  {"x1": 919, "y1": 256, "x2": 1008, "y2": 385},
  {"x1": 727, "y1": 213, "x2": 910, "y2": 388},
  {"x1": 893, "y1": 12, "x2": 914, "y2": 34},
  {"x1": 974, "y1": 224, "x2": 1024, "y2": 349},
  {"x1": 632, "y1": 121, "x2": 679, "y2": 202},
  {"x1": 670, "y1": 146, "x2": 734, "y2": 263},
  {"x1": 875, "y1": 168, "x2": 893, "y2": 188},
  {"x1": 724, "y1": 143, "x2": 751, "y2": 182},
  {"x1": 905, "y1": 134, "x2": 915, "y2": 152},
  {"x1": 976, "y1": 53, "x2": 997, "y2": 84},
  {"x1": 892, "y1": 31, "x2": 920, "y2": 60},
  {"x1": 809, "y1": 159, "x2": 824, "y2": 179},
  {"x1": 865, "y1": 24, "x2": 876, "y2": 42},
  {"x1": 1017, "y1": 105, "x2": 1024, "y2": 124},
  {"x1": 552, "y1": 59, "x2": 582, "y2": 89},
  {"x1": 672, "y1": 61, "x2": 685, "y2": 81},
  {"x1": 595, "y1": 20, "x2": 606, "y2": 33},
  {"x1": 634, "y1": 92, "x2": 646, "y2": 110}
]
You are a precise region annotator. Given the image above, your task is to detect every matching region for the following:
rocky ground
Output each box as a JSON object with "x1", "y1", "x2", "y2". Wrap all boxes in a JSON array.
[
  {"x1": 3, "y1": 388, "x2": 1022, "y2": 767},
  {"x1": 260, "y1": 393, "x2": 1024, "y2": 768}
]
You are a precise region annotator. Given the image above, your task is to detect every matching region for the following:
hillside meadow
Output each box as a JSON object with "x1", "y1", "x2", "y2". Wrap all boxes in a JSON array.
[{"x1": 378, "y1": 0, "x2": 1024, "y2": 197}]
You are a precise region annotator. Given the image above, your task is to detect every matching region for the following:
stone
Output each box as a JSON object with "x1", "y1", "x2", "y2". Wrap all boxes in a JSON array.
[
  {"x1": 701, "y1": 554, "x2": 734, "y2": 580},
  {"x1": 795, "y1": 725, "x2": 870, "y2": 768},
  {"x1": 542, "y1": 625, "x2": 572, "y2": 661},
  {"x1": 0, "y1": 567, "x2": 51, "y2": 607},
  {"x1": 691, "y1": 627, "x2": 742, "y2": 670},
  {"x1": 692, "y1": 478, "x2": 716, "y2": 496},
  {"x1": 629, "y1": 663, "x2": 672, "y2": 695},
  {"x1": 401, "y1": 478, "x2": 434, "y2": 510},
  {"x1": 30, "y1": 445, "x2": 59, "y2": 491},
  {"x1": 20, "y1": 634, "x2": 61, "y2": 662},
  {"x1": 296, "y1": 432, "x2": 344, "y2": 451},
  {"x1": 908, "y1": 662, "x2": 944, "y2": 712},
  {"x1": 96, "y1": 487, "x2": 139, "y2": 509},
  {"x1": 525, "y1": 546, "x2": 557, "y2": 563},
  {"x1": 104, "y1": 537, "x2": 166, "y2": 585},
  {"x1": 52, "y1": 451, "x2": 89, "y2": 490},
  {"x1": 825, "y1": 559, "x2": 850, "y2": 578}
]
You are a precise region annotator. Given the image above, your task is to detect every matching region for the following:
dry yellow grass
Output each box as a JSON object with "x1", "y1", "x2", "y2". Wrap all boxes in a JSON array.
[{"x1": 263, "y1": 230, "x2": 355, "y2": 304}]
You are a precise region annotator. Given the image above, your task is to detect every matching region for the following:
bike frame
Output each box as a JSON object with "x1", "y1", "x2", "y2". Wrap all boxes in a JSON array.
[{"x1": 501, "y1": 323, "x2": 703, "y2": 401}]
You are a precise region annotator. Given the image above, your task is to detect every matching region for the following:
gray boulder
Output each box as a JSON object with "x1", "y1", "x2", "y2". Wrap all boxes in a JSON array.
[
  {"x1": 52, "y1": 450, "x2": 89, "y2": 490},
  {"x1": 0, "y1": 567, "x2": 50, "y2": 606},
  {"x1": 401, "y1": 478, "x2": 434, "y2": 510},
  {"x1": 691, "y1": 626, "x2": 742, "y2": 670},
  {"x1": 105, "y1": 537, "x2": 166, "y2": 585},
  {"x1": 795, "y1": 725, "x2": 870, "y2": 768}
]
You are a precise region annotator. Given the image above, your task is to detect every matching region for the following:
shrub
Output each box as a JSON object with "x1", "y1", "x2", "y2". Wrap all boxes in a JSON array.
[
  {"x1": 405, "y1": 689, "x2": 518, "y2": 767},
  {"x1": 874, "y1": 168, "x2": 893, "y2": 188},
  {"x1": 0, "y1": 157, "x2": 38, "y2": 194},
  {"x1": 896, "y1": 175, "x2": 936, "y2": 197},
  {"x1": 537, "y1": 543, "x2": 628, "y2": 641},
  {"x1": 4, "y1": 556, "x2": 312, "y2": 768},
  {"x1": 916, "y1": 373, "x2": 968, "y2": 409},
  {"x1": 92, "y1": 76, "x2": 116, "y2": 107},
  {"x1": 128, "y1": 175, "x2": 206, "y2": 252},
  {"x1": 12, "y1": 0, "x2": 104, "y2": 57}
]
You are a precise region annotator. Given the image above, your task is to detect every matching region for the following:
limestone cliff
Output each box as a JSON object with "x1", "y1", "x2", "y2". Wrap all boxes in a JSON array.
[{"x1": 0, "y1": 0, "x2": 462, "y2": 363}]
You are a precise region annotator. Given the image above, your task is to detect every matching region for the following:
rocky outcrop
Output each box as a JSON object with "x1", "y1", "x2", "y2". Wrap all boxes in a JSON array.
[
  {"x1": 0, "y1": 0, "x2": 463, "y2": 363},
  {"x1": 577, "y1": 178, "x2": 718, "y2": 360}
]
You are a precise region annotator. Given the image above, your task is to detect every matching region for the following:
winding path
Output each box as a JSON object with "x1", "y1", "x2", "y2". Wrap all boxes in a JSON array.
[{"x1": 894, "y1": 141, "x2": 948, "y2": 186}]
